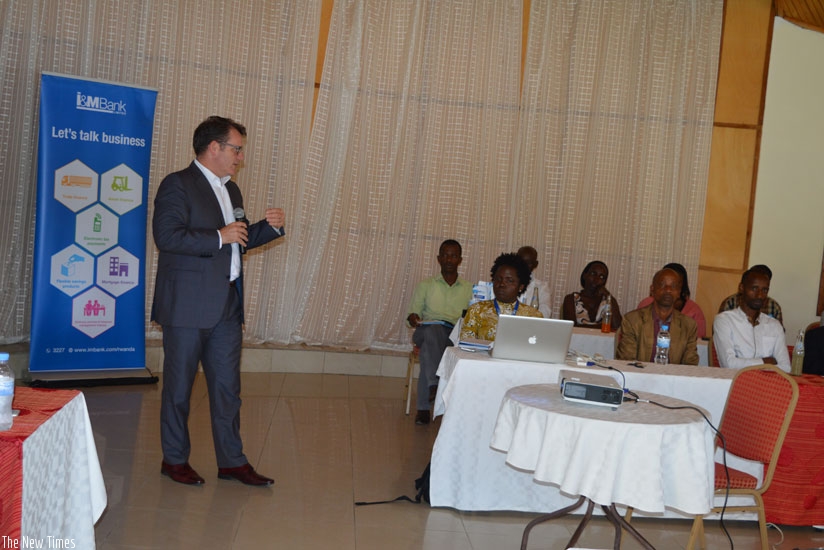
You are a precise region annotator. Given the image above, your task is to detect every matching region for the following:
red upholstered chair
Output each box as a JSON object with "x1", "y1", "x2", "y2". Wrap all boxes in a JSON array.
[{"x1": 687, "y1": 364, "x2": 799, "y2": 550}]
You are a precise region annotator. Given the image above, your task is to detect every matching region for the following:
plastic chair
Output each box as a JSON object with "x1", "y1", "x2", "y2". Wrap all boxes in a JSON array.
[
  {"x1": 404, "y1": 346, "x2": 419, "y2": 415},
  {"x1": 686, "y1": 364, "x2": 799, "y2": 550}
]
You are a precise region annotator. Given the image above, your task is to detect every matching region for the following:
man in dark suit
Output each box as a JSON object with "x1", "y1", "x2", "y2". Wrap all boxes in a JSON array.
[
  {"x1": 804, "y1": 325, "x2": 824, "y2": 375},
  {"x1": 152, "y1": 116, "x2": 284, "y2": 486}
]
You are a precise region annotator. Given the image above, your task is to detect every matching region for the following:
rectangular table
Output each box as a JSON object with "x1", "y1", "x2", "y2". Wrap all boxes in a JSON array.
[
  {"x1": 0, "y1": 387, "x2": 107, "y2": 548},
  {"x1": 431, "y1": 347, "x2": 734, "y2": 515}
]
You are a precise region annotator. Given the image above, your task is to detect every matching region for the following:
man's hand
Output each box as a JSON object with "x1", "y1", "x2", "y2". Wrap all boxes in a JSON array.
[
  {"x1": 408, "y1": 313, "x2": 422, "y2": 328},
  {"x1": 265, "y1": 208, "x2": 285, "y2": 229},
  {"x1": 763, "y1": 357, "x2": 778, "y2": 365},
  {"x1": 219, "y1": 221, "x2": 248, "y2": 247}
]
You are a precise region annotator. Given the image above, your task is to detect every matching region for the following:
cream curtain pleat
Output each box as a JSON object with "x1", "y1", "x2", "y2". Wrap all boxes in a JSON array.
[
  {"x1": 513, "y1": 0, "x2": 723, "y2": 316},
  {"x1": 0, "y1": 0, "x2": 320, "y2": 345},
  {"x1": 287, "y1": 0, "x2": 524, "y2": 349}
]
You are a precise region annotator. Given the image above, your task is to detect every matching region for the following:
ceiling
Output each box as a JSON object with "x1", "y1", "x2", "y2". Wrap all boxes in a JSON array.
[{"x1": 775, "y1": 0, "x2": 824, "y2": 32}]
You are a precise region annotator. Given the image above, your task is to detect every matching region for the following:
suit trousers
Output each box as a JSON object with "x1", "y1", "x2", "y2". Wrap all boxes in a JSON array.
[
  {"x1": 412, "y1": 324, "x2": 453, "y2": 410},
  {"x1": 160, "y1": 284, "x2": 247, "y2": 468}
]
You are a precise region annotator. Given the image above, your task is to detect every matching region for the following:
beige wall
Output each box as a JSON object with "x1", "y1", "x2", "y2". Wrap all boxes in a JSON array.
[{"x1": 750, "y1": 17, "x2": 824, "y2": 338}]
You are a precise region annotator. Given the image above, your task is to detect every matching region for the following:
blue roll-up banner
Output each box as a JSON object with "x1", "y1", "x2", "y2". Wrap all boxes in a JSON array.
[{"x1": 30, "y1": 73, "x2": 157, "y2": 373}]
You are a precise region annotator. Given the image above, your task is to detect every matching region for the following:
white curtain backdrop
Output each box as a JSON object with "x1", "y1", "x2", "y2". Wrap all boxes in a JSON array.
[
  {"x1": 286, "y1": 0, "x2": 524, "y2": 349},
  {"x1": 286, "y1": 0, "x2": 722, "y2": 349},
  {"x1": 512, "y1": 0, "x2": 723, "y2": 319},
  {"x1": 0, "y1": 0, "x2": 320, "y2": 345},
  {"x1": 0, "y1": 0, "x2": 722, "y2": 352}
]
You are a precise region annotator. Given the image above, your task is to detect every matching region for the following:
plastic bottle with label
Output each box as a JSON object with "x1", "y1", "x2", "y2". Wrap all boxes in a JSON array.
[
  {"x1": 655, "y1": 325, "x2": 670, "y2": 365},
  {"x1": 0, "y1": 352, "x2": 14, "y2": 431},
  {"x1": 791, "y1": 329, "x2": 805, "y2": 376},
  {"x1": 601, "y1": 298, "x2": 612, "y2": 334}
]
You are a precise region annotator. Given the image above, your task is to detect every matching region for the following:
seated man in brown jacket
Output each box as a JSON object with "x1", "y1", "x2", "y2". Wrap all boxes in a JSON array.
[{"x1": 616, "y1": 268, "x2": 699, "y2": 365}]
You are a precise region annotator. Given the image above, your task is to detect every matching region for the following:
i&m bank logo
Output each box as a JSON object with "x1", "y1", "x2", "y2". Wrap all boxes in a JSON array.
[{"x1": 76, "y1": 91, "x2": 127, "y2": 115}]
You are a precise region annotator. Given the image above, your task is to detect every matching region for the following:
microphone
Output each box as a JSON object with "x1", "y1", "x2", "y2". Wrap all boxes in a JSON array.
[{"x1": 232, "y1": 207, "x2": 249, "y2": 254}]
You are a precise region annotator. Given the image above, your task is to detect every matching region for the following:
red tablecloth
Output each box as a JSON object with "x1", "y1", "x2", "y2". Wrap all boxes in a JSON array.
[
  {"x1": 764, "y1": 374, "x2": 824, "y2": 525},
  {"x1": 0, "y1": 387, "x2": 79, "y2": 539}
]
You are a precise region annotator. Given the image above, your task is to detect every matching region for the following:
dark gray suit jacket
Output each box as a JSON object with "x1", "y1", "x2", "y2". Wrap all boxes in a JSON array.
[
  {"x1": 151, "y1": 162, "x2": 282, "y2": 328},
  {"x1": 804, "y1": 326, "x2": 824, "y2": 375}
]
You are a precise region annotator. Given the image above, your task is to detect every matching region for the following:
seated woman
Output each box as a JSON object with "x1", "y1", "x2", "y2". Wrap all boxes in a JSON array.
[
  {"x1": 636, "y1": 262, "x2": 706, "y2": 338},
  {"x1": 562, "y1": 260, "x2": 622, "y2": 330},
  {"x1": 460, "y1": 252, "x2": 543, "y2": 342}
]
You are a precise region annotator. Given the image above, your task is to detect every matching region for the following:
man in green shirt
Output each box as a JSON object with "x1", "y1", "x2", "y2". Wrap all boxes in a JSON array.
[{"x1": 407, "y1": 239, "x2": 473, "y2": 425}]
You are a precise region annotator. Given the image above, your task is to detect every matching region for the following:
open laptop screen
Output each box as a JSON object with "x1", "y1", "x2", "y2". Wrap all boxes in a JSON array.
[{"x1": 491, "y1": 316, "x2": 573, "y2": 364}]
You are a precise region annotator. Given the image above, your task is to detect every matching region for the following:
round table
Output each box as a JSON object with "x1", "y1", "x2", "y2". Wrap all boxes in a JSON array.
[{"x1": 490, "y1": 383, "x2": 714, "y2": 549}]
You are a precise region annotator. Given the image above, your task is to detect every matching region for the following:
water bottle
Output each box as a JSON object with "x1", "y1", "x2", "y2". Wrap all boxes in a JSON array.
[
  {"x1": 791, "y1": 329, "x2": 805, "y2": 376},
  {"x1": 0, "y1": 352, "x2": 14, "y2": 431},
  {"x1": 655, "y1": 325, "x2": 670, "y2": 365},
  {"x1": 601, "y1": 298, "x2": 612, "y2": 333},
  {"x1": 471, "y1": 281, "x2": 493, "y2": 305},
  {"x1": 530, "y1": 287, "x2": 539, "y2": 309}
]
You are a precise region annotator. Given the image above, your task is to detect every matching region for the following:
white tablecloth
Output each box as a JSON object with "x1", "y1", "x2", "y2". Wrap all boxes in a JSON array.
[
  {"x1": 431, "y1": 348, "x2": 734, "y2": 514},
  {"x1": 22, "y1": 392, "x2": 107, "y2": 547},
  {"x1": 491, "y1": 384, "x2": 714, "y2": 514}
]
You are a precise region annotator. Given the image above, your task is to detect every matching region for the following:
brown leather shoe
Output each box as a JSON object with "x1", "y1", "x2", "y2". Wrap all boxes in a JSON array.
[
  {"x1": 415, "y1": 409, "x2": 430, "y2": 425},
  {"x1": 161, "y1": 461, "x2": 205, "y2": 485},
  {"x1": 218, "y1": 463, "x2": 274, "y2": 486}
]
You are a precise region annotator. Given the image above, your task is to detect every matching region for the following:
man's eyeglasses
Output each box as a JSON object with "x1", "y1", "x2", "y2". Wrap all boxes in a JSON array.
[{"x1": 220, "y1": 142, "x2": 243, "y2": 154}]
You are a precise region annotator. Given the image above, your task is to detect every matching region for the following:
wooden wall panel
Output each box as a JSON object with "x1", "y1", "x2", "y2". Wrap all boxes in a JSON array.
[
  {"x1": 696, "y1": 269, "x2": 742, "y2": 337},
  {"x1": 316, "y1": 0, "x2": 334, "y2": 86},
  {"x1": 699, "y1": 126, "x2": 757, "y2": 270},
  {"x1": 714, "y1": 0, "x2": 772, "y2": 125}
]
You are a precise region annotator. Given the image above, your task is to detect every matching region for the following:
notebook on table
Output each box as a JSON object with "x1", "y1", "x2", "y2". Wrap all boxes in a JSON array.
[{"x1": 491, "y1": 315, "x2": 574, "y2": 364}]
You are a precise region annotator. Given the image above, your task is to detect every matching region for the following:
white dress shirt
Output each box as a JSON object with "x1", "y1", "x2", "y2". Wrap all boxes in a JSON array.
[
  {"x1": 194, "y1": 159, "x2": 241, "y2": 281},
  {"x1": 713, "y1": 307, "x2": 790, "y2": 372}
]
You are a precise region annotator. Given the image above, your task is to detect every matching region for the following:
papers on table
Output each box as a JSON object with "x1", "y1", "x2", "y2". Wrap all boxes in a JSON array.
[{"x1": 458, "y1": 338, "x2": 492, "y2": 352}]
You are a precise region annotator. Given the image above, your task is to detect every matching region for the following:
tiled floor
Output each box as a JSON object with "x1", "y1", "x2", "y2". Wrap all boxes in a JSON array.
[{"x1": 86, "y1": 371, "x2": 824, "y2": 549}]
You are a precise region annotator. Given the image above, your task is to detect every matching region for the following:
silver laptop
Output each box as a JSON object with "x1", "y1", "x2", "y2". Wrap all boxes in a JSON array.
[{"x1": 491, "y1": 316, "x2": 574, "y2": 364}]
